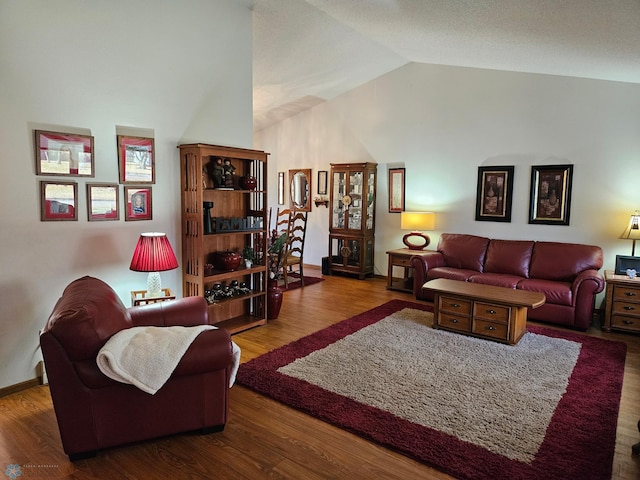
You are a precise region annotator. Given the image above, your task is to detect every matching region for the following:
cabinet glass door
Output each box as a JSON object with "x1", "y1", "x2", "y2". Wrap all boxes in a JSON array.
[
  {"x1": 366, "y1": 171, "x2": 375, "y2": 230},
  {"x1": 331, "y1": 171, "x2": 346, "y2": 229}
]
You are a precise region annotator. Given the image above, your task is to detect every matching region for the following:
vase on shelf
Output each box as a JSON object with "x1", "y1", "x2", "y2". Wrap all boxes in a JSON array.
[{"x1": 267, "y1": 279, "x2": 283, "y2": 319}]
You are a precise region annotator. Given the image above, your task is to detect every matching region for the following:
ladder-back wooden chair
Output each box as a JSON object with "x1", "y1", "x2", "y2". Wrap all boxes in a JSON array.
[{"x1": 282, "y1": 210, "x2": 308, "y2": 287}]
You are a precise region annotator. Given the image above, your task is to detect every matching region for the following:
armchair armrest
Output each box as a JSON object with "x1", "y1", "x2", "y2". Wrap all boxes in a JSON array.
[
  {"x1": 571, "y1": 269, "x2": 605, "y2": 330},
  {"x1": 129, "y1": 296, "x2": 209, "y2": 327}
]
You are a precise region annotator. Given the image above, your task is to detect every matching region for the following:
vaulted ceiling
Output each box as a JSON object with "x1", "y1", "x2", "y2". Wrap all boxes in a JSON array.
[{"x1": 252, "y1": 0, "x2": 640, "y2": 131}]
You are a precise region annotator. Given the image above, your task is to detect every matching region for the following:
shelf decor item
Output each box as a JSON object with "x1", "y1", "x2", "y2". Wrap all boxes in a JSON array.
[
  {"x1": 239, "y1": 175, "x2": 257, "y2": 190},
  {"x1": 129, "y1": 232, "x2": 179, "y2": 297},
  {"x1": 215, "y1": 251, "x2": 242, "y2": 271}
]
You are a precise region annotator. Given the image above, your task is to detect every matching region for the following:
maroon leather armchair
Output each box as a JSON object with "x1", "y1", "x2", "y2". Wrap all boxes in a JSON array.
[{"x1": 40, "y1": 276, "x2": 234, "y2": 461}]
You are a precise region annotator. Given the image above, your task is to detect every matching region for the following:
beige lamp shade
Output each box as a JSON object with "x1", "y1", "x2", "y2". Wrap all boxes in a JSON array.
[
  {"x1": 400, "y1": 211, "x2": 435, "y2": 231},
  {"x1": 620, "y1": 210, "x2": 640, "y2": 256},
  {"x1": 400, "y1": 212, "x2": 435, "y2": 250}
]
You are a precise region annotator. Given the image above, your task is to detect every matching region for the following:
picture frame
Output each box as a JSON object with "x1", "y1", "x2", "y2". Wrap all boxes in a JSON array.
[
  {"x1": 389, "y1": 167, "x2": 405, "y2": 213},
  {"x1": 475, "y1": 166, "x2": 514, "y2": 222},
  {"x1": 278, "y1": 172, "x2": 285, "y2": 205},
  {"x1": 124, "y1": 186, "x2": 152, "y2": 221},
  {"x1": 117, "y1": 135, "x2": 155, "y2": 184},
  {"x1": 529, "y1": 164, "x2": 573, "y2": 225},
  {"x1": 40, "y1": 181, "x2": 78, "y2": 221},
  {"x1": 614, "y1": 255, "x2": 640, "y2": 276},
  {"x1": 87, "y1": 183, "x2": 119, "y2": 221},
  {"x1": 317, "y1": 170, "x2": 328, "y2": 195},
  {"x1": 35, "y1": 130, "x2": 94, "y2": 177}
]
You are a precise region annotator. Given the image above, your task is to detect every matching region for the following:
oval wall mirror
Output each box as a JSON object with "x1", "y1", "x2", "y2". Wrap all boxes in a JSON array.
[{"x1": 289, "y1": 168, "x2": 311, "y2": 211}]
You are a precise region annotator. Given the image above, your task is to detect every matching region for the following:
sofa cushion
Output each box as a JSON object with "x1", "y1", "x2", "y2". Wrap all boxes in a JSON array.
[
  {"x1": 45, "y1": 276, "x2": 131, "y2": 361},
  {"x1": 438, "y1": 233, "x2": 489, "y2": 272},
  {"x1": 427, "y1": 267, "x2": 478, "y2": 282},
  {"x1": 529, "y1": 242, "x2": 603, "y2": 281},
  {"x1": 517, "y1": 278, "x2": 572, "y2": 306},
  {"x1": 468, "y1": 273, "x2": 524, "y2": 288},
  {"x1": 483, "y1": 240, "x2": 534, "y2": 277}
]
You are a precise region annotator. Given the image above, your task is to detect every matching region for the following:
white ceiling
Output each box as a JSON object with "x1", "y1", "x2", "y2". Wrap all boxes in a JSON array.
[{"x1": 251, "y1": 0, "x2": 640, "y2": 131}]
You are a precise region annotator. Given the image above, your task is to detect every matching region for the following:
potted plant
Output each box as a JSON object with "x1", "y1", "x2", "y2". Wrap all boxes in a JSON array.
[
  {"x1": 266, "y1": 231, "x2": 288, "y2": 320},
  {"x1": 242, "y1": 246, "x2": 255, "y2": 268}
]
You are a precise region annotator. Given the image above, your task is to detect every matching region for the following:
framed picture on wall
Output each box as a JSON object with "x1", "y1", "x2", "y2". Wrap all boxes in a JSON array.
[
  {"x1": 389, "y1": 167, "x2": 405, "y2": 213},
  {"x1": 35, "y1": 130, "x2": 94, "y2": 177},
  {"x1": 40, "y1": 181, "x2": 78, "y2": 221},
  {"x1": 529, "y1": 164, "x2": 573, "y2": 225},
  {"x1": 87, "y1": 183, "x2": 119, "y2": 221},
  {"x1": 124, "y1": 186, "x2": 152, "y2": 221},
  {"x1": 117, "y1": 135, "x2": 155, "y2": 184},
  {"x1": 475, "y1": 166, "x2": 514, "y2": 222},
  {"x1": 278, "y1": 172, "x2": 285, "y2": 205},
  {"x1": 317, "y1": 170, "x2": 328, "y2": 195}
]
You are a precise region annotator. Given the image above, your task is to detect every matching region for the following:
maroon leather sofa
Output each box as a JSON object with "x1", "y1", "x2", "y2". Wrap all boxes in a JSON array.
[
  {"x1": 410, "y1": 233, "x2": 605, "y2": 330},
  {"x1": 40, "y1": 276, "x2": 234, "y2": 460}
]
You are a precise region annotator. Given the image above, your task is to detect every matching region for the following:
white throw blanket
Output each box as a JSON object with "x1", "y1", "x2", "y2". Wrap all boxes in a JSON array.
[{"x1": 96, "y1": 325, "x2": 241, "y2": 395}]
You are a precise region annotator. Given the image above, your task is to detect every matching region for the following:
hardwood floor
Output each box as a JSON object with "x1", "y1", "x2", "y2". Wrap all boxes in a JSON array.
[{"x1": 1, "y1": 270, "x2": 639, "y2": 479}]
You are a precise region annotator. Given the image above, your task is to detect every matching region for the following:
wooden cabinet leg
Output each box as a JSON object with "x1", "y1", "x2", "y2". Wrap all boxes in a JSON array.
[{"x1": 633, "y1": 419, "x2": 640, "y2": 455}]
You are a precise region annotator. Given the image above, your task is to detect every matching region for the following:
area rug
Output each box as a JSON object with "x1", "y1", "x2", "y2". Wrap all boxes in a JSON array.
[
  {"x1": 280, "y1": 273, "x2": 324, "y2": 291},
  {"x1": 236, "y1": 299, "x2": 627, "y2": 480}
]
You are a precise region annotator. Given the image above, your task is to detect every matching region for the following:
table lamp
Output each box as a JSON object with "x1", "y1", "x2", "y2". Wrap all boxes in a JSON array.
[
  {"x1": 130, "y1": 232, "x2": 178, "y2": 297},
  {"x1": 400, "y1": 211, "x2": 435, "y2": 250},
  {"x1": 620, "y1": 210, "x2": 640, "y2": 256}
]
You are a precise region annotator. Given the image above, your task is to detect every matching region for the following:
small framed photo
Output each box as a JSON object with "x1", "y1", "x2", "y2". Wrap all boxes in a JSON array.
[
  {"x1": 40, "y1": 181, "x2": 78, "y2": 221},
  {"x1": 389, "y1": 167, "x2": 405, "y2": 213},
  {"x1": 117, "y1": 135, "x2": 155, "y2": 184},
  {"x1": 87, "y1": 183, "x2": 119, "y2": 221},
  {"x1": 35, "y1": 130, "x2": 94, "y2": 177},
  {"x1": 529, "y1": 164, "x2": 573, "y2": 225},
  {"x1": 125, "y1": 186, "x2": 152, "y2": 221},
  {"x1": 317, "y1": 170, "x2": 328, "y2": 195},
  {"x1": 475, "y1": 166, "x2": 514, "y2": 222}
]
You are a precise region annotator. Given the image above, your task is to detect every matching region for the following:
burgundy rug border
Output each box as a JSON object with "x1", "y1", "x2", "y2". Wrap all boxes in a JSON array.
[
  {"x1": 236, "y1": 299, "x2": 627, "y2": 480},
  {"x1": 281, "y1": 274, "x2": 325, "y2": 292}
]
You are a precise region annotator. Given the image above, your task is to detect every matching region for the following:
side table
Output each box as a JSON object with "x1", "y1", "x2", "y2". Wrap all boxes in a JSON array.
[
  {"x1": 131, "y1": 288, "x2": 176, "y2": 306},
  {"x1": 602, "y1": 270, "x2": 640, "y2": 333},
  {"x1": 386, "y1": 248, "x2": 432, "y2": 293}
]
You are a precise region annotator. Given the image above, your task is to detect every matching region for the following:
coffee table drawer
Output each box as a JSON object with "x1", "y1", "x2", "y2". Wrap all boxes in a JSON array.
[
  {"x1": 473, "y1": 319, "x2": 509, "y2": 341},
  {"x1": 439, "y1": 296, "x2": 472, "y2": 315},
  {"x1": 474, "y1": 302, "x2": 510, "y2": 323},
  {"x1": 438, "y1": 313, "x2": 471, "y2": 333}
]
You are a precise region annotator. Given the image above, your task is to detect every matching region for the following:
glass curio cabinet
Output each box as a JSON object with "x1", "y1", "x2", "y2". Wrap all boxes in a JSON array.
[{"x1": 328, "y1": 162, "x2": 377, "y2": 279}]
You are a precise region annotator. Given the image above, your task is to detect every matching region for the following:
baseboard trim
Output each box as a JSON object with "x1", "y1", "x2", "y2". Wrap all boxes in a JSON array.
[{"x1": 0, "y1": 378, "x2": 41, "y2": 398}]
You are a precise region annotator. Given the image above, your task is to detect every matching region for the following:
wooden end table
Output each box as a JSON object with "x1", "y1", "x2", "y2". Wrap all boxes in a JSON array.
[
  {"x1": 386, "y1": 248, "x2": 432, "y2": 293},
  {"x1": 602, "y1": 270, "x2": 640, "y2": 333},
  {"x1": 131, "y1": 288, "x2": 175, "y2": 306},
  {"x1": 422, "y1": 279, "x2": 545, "y2": 345}
]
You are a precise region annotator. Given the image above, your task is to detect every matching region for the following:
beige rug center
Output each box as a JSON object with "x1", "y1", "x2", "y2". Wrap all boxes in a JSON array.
[{"x1": 278, "y1": 308, "x2": 581, "y2": 463}]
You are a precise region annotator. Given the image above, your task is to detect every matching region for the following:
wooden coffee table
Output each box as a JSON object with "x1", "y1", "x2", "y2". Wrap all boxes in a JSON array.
[{"x1": 422, "y1": 279, "x2": 546, "y2": 345}]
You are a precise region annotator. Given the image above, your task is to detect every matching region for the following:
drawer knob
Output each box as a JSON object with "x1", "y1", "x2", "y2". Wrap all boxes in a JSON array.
[
  {"x1": 624, "y1": 292, "x2": 637, "y2": 297},
  {"x1": 623, "y1": 306, "x2": 636, "y2": 311},
  {"x1": 623, "y1": 320, "x2": 634, "y2": 325},
  {"x1": 451, "y1": 319, "x2": 458, "y2": 324},
  {"x1": 487, "y1": 325, "x2": 496, "y2": 331},
  {"x1": 452, "y1": 303, "x2": 460, "y2": 308},
  {"x1": 486, "y1": 309, "x2": 497, "y2": 315}
]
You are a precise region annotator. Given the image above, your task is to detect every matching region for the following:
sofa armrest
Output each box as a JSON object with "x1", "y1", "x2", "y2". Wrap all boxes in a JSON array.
[
  {"x1": 571, "y1": 269, "x2": 605, "y2": 330},
  {"x1": 173, "y1": 329, "x2": 233, "y2": 377},
  {"x1": 410, "y1": 252, "x2": 445, "y2": 298},
  {"x1": 128, "y1": 296, "x2": 209, "y2": 327}
]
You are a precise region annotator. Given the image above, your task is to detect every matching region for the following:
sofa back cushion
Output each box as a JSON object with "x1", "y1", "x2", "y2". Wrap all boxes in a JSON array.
[
  {"x1": 437, "y1": 233, "x2": 489, "y2": 272},
  {"x1": 44, "y1": 276, "x2": 131, "y2": 361},
  {"x1": 529, "y1": 242, "x2": 603, "y2": 281},
  {"x1": 484, "y1": 240, "x2": 534, "y2": 277}
]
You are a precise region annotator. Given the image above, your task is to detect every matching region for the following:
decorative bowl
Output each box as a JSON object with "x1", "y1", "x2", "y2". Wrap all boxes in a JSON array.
[{"x1": 215, "y1": 251, "x2": 242, "y2": 271}]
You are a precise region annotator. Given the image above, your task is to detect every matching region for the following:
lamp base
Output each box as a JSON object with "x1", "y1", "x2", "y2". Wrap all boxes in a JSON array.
[
  {"x1": 403, "y1": 232, "x2": 431, "y2": 251},
  {"x1": 147, "y1": 271, "x2": 162, "y2": 298}
]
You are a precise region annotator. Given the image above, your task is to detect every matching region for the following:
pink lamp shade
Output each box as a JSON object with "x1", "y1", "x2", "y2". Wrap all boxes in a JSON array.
[
  {"x1": 130, "y1": 232, "x2": 178, "y2": 297},
  {"x1": 400, "y1": 211, "x2": 435, "y2": 250}
]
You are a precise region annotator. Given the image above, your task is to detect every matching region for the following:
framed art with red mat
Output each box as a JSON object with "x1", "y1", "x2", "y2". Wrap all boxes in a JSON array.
[{"x1": 236, "y1": 300, "x2": 626, "y2": 480}]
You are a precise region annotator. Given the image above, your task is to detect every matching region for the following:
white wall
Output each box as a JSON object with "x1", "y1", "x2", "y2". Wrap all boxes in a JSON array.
[
  {"x1": 0, "y1": 0, "x2": 254, "y2": 389},
  {"x1": 255, "y1": 62, "x2": 640, "y2": 284}
]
